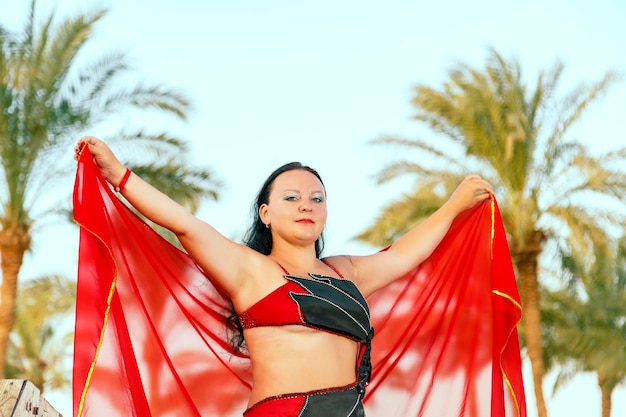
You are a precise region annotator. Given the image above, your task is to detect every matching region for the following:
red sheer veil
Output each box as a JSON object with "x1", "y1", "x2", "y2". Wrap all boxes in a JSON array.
[{"x1": 72, "y1": 148, "x2": 526, "y2": 417}]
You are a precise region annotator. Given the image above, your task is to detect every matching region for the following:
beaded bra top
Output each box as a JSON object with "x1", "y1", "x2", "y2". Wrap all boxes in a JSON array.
[{"x1": 238, "y1": 262, "x2": 374, "y2": 394}]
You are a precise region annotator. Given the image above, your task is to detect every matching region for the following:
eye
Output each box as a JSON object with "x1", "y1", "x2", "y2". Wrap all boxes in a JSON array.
[
  {"x1": 283, "y1": 194, "x2": 299, "y2": 201},
  {"x1": 312, "y1": 195, "x2": 325, "y2": 203}
]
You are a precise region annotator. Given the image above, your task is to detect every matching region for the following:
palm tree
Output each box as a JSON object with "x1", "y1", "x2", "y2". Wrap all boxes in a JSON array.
[
  {"x1": 0, "y1": 0, "x2": 221, "y2": 373},
  {"x1": 5, "y1": 274, "x2": 76, "y2": 393},
  {"x1": 542, "y1": 237, "x2": 626, "y2": 417},
  {"x1": 357, "y1": 48, "x2": 626, "y2": 417}
]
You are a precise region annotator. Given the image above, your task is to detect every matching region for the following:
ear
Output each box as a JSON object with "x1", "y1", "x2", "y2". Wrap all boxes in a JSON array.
[{"x1": 259, "y1": 203, "x2": 270, "y2": 226}]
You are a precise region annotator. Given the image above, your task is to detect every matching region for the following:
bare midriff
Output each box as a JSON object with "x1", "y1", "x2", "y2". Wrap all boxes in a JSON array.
[{"x1": 244, "y1": 324, "x2": 359, "y2": 407}]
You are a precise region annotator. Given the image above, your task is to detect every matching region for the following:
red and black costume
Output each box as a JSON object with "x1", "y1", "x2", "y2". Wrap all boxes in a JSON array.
[
  {"x1": 72, "y1": 148, "x2": 527, "y2": 417},
  {"x1": 239, "y1": 265, "x2": 373, "y2": 416}
]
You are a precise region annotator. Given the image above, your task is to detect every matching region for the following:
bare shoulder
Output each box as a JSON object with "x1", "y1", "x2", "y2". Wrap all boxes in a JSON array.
[
  {"x1": 322, "y1": 255, "x2": 357, "y2": 280},
  {"x1": 230, "y1": 250, "x2": 290, "y2": 312},
  {"x1": 324, "y1": 251, "x2": 400, "y2": 297}
]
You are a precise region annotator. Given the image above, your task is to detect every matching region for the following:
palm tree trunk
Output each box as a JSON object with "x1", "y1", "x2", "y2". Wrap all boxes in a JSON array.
[
  {"x1": 598, "y1": 376, "x2": 613, "y2": 417},
  {"x1": 0, "y1": 226, "x2": 30, "y2": 376},
  {"x1": 515, "y1": 245, "x2": 549, "y2": 417}
]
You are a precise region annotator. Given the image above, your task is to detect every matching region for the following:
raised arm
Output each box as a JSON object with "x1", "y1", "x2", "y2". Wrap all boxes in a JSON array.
[
  {"x1": 75, "y1": 136, "x2": 259, "y2": 299},
  {"x1": 334, "y1": 175, "x2": 493, "y2": 297}
]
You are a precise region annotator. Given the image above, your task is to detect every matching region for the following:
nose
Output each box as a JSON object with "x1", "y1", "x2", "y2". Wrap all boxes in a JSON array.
[{"x1": 299, "y1": 201, "x2": 312, "y2": 212}]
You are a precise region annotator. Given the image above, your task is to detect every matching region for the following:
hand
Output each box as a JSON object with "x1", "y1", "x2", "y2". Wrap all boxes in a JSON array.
[
  {"x1": 445, "y1": 174, "x2": 494, "y2": 214},
  {"x1": 74, "y1": 136, "x2": 127, "y2": 186}
]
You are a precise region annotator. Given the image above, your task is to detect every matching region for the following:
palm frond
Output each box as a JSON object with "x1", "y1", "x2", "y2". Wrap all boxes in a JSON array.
[
  {"x1": 131, "y1": 160, "x2": 221, "y2": 214},
  {"x1": 543, "y1": 237, "x2": 626, "y2": 393},
  {"x1": 355, "y1": 175, "x2": 460, "y2": 246},
  {"x1": 0, "y1": 2, "x2": 222, "y2": 383}
]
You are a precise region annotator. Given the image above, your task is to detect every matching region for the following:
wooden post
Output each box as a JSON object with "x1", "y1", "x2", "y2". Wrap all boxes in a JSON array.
[{"x1": 0, "y1": 380, "x2": 62, "y2": 417}]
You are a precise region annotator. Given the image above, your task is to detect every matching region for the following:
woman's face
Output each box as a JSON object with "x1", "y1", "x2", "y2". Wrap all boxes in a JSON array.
[{"x1": 260, "y1": 169, "x2": 327, "y2": 247}]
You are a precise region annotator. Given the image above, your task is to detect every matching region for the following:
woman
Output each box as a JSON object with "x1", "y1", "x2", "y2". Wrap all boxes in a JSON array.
[{"x1": 75, "y1": 136, "x2": 494, "y2": 416}]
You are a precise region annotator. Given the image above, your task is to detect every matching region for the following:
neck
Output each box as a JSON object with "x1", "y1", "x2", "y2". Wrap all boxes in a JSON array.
[{"x1": 269, "y1": 242, "x2": 320, "y2": 272}]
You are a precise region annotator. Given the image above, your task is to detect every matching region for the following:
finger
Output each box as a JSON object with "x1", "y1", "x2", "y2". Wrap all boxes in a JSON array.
[
  {"x1": 480, "y1": 180, "x2": 494, "y2": 195},
  {"x1": 463, "y1": 174, "x2": 494, "y2": 195},
  {"x1": 476, "y1": 194, "x2": 491, "y2": 203},
  {"x1": 464, "y1": 174, "x2": 486, "y2": 185},
  {"x1": 74, "y1": 141, "x2": 87, "y2": 160},
  {"x1": 81, "y1": 136, "x2": 96, "y2": 145},
  {"x1": 75, "y1": 136, "x2": 99, "y2": 160}
]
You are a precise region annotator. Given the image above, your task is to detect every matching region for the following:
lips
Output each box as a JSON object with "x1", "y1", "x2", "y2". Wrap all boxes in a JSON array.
[{"x1": 296, "y1": 219, "x2": 314, "y2": 224}]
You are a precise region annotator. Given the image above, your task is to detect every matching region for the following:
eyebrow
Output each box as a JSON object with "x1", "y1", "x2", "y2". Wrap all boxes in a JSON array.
[{"x1": 282, "y1": 189, "x2": 325, "y2": 195}]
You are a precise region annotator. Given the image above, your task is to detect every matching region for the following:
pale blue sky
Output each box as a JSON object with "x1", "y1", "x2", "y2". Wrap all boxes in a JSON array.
[{"x1": 4, "y1": 1, "x2": 626, "y2": 416}]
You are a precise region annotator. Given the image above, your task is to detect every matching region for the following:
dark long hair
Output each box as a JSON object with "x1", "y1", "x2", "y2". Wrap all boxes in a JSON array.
[
  {"x1": 243, "y1": 161, "x2": 326, "y2": 257},
  {"x1": 227, "y1": 162, "x2": 326, "y2": 352}
]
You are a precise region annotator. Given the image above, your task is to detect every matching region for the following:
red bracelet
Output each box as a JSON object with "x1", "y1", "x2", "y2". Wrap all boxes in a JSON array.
[{"x1": 114, "y1": 168, "x2": 131, "y2": 192}]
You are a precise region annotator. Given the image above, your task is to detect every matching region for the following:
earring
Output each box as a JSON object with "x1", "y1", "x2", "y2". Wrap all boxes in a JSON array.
[{"x1": 265, "y1": 223, "x2": 270, "y2": 229}]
